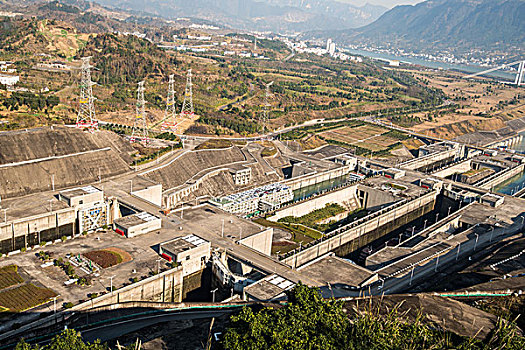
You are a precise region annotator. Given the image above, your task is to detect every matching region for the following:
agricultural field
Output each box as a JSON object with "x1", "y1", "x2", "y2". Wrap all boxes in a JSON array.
[
  {"x1": 320, "y1": 124, "x2": 394, "y2": 151},
  {"x1": 0, "y1": 265, "x2": 57, "y2": 312},
  {"x1": 0, "y1": 283, "x2": 57, "y2": 312},
  {"x1": 83, "y1": 247, "x2": 132, "y2": 269},
  {"x1": 0, "y1": 265, "x2": 24, "y2": 289},
  {"x1": 387, "y1": 68, "x2": 525, "y2": 140},
  {"x1": 0, "y1": 14, "x2": 446, "y2": 138}
]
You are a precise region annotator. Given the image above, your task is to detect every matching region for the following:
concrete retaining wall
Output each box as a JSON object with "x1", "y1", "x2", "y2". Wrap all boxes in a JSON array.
[
  {"x1": 281, "y1": 191, "x2": 439, "y2": 268},
  {"x1": 75, "y1": 267, "x2": 184, "y2": 310},
  {"x1": 479, "y1": 163, "x2": 525, "y2": 190},
  {"x1": 267, "y1": 185, "x2": 360, "y2": 222},
  {"x1": 0, "y1": 209, "x2": 76, "y2": 254},
  {"x1": 432, "y1": 160, "x2": 472, "y2": 179},
  {"x1": 284, "y1": 165, "x2": 353, "y2": 191},
  {"x1": 402, "y1": 149, "x2": 459, "y2": 171}
]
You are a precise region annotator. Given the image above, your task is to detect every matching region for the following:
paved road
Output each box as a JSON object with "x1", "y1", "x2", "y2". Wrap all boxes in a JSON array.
[{"x1": 81, "y1": 309, "x2": 235, "y2": 343}]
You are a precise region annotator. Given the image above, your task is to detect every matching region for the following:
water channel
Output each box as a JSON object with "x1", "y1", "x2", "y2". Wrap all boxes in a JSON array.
[
  {"x1": 292, "y1": 174, "x2": 353, "y2": 201},
  {"x1": 494, "y1": 131, "x2": 525, "y2": 195},
  {"x1": 345, "y1": 48, "x2": 517, "y2": 81}
]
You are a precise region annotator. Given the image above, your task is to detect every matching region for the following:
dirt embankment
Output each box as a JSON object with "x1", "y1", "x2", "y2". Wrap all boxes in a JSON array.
[{"x1": 422, "y1": 118, "x2": 507, "y2": 140}]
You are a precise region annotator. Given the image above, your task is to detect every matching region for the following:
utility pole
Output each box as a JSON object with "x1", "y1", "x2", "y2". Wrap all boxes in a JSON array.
[
  {"x1": 131, "y1": 81, "x2": 149, "y2": 145},
  {"x1": 180, "y1": 69, "x2": 194, "y2": 116},
  {"x1": 76, "y1": 57, "x2": 98, "y2": 131},
  {"x1": 211, "y1": 288, "x2": 218, "y2": 303}
]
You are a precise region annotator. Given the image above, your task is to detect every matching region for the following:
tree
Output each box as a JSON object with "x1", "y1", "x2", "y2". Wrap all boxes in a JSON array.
[
  {"x1": 16, "y1": 330, "x2": 108, "y2": 350},
  {"x1": 222, "y1": 282, "x2": 350, "y2": 350}
]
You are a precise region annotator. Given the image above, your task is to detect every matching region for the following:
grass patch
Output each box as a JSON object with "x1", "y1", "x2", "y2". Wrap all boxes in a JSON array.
[
  {"x1": 261, "y1": 146, "x2": 277, "y2": 157},
  {"x1": 386, "y1": 183, "x2": 408, "y2": 191},
  {"x1": 278, "y1": 203, "x2": 346, "y2": 229},
  {"x1": 195, "y1": 138, "x2": 233, "y2": 150},
  {"x1": 0, "y1": 265, "x2": 24, "y2": 290},
  {"x1": 254, "y1": 218, "x2": 322, "y2": 240}
]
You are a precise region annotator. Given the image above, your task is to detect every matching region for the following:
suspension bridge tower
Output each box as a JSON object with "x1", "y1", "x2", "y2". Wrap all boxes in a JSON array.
[
  {"x1": 131, "y1": 81, "x2": 149, "y2": 144},
  {"x1": 180, "y1": 69, "x2": 194, "y2": 116},
  {"x1": 76, "y1": 57, "x2": 98, "y2": 131},
  {"x1": 515, "y1": 61, "x2": 525, "y2": 86}
]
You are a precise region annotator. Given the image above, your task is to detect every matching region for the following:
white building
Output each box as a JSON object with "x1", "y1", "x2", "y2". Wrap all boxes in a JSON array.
[
  {"x1": 0, "y1": 74, "x2": 19, "y2": 87},
  {"x1": 210, "y1": 183, "x2": 293, "y2": 216},
  {"x1": 329, "y1": 42, "x2": 336, "y2": 57}
]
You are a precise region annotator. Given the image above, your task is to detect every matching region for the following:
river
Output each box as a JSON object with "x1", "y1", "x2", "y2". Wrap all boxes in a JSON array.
[{"x1": 345, "y1": 48, "x2": 516, "y2": 81}]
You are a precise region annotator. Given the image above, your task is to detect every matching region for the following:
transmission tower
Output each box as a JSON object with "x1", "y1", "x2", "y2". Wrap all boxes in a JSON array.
[
  {"x1": 180, "y1": 69, "x2": 194, "y2": 116},
  {"x1": 260, "y1": 81, "x2": 274, "y2": 132},
  {"x1": 161, "y1": 74, "x2": 178, "y2": 133},
  {"x1": 131, "y1": 81, "x2": 149, "y2": 144},
  {"x1": 76, "y1": 57, "x2": 98, "y2": 130}
]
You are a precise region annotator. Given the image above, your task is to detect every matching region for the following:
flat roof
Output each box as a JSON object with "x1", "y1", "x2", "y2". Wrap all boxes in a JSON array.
[
  {"x1": 460, "y1": 199, "x2": 524, "y2": 227},
  {"x1": 161, "y1": 234, "x2": 209, "y2": 254},
  {"x1": 299, "y1": 255, "x2": 376, "y2": 287},
  {"x1": 244, "y1": 274, "x2": 295, "y2": 301},
  {"x1": 59, "y1": 185, "x2": 101, "y2": 198},
  {"x1": 114, "y1": 211, "x2": 160, "y2": 229},
  {"x1": 1, "y1": 192, "x2": 70, "y2": 222},
  {"x1": 179, "y1": 205, "x2": 267, "y2": 241}
]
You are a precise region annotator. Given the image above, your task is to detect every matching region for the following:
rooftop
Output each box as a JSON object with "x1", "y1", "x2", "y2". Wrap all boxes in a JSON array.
[
  {"x1": 160, "y1": 234, "x2": 209, "y2": 254},
  {"x1": 298, "y1": 255, "x2": 377, "y2": 288},
  {"x1": 177, "y1": 204, "x2": 265, "y2": 241},
  {"x1": 0, "y1": 191, "x2": 70, "y2": 222},
  {"x1": 114, "y1": 212, "x2": 160, "y2": 228},
  {"x1": 244, "y1": 274, "x2": 295, "y2": 301},
  {"x1": 59, "y1": 185, "x2": 102, "y2": 199}
]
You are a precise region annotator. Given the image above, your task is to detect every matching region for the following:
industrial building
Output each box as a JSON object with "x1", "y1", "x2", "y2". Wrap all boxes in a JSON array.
[
  {"x1": 209, "y1": 183, "x2": 293, "y2": 216},
  {"x1": 113, "y1": 212, "x2": 162, "y2": 238},
  {"x1": 159, "y1": 234, "x2": 211, "y2": 276}
]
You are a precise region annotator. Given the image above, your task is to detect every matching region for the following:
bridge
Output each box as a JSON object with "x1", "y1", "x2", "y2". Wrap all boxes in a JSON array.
[{"x1": 464, "y1": 60, "x2": 525, "y2": 86}]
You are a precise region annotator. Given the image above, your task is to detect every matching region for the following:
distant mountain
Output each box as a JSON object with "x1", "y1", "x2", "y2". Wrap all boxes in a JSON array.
[
  {"x1": 91, "y1": 0, "x2": 388, "y2": 32},
  {"x1": 308, "y1": 0, "x2": 525, "y2": 52}
]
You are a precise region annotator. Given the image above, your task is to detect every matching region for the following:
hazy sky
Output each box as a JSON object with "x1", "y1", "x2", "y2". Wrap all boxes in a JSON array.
[{"x1": 338, "y1": 0, "x2": 425, "y2": 8}]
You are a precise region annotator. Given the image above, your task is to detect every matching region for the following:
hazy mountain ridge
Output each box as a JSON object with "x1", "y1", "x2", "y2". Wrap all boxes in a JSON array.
[
  {"x1": 309, "y1": 0, "x2": 525, "y2": 52},
  {"x1": 92, "y1": 0, "x2": 388, "y2": 32}
]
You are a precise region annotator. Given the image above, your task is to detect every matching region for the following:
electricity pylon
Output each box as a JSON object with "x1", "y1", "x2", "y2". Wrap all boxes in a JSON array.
[
  {"x1": 166, "y1": 74, "x2": 177, "y2": 120},
  {"x1": 161, "y1": 74, "x2": 178, "y2": 133},
  {"x1": 131, "y1": 81, "x2": 148, "y2": 144},
  {"x1": 180, "y1": 69, "x2": 194, "y2": 116},
  {"x1": 76, "y1": 57, "x2": 98, "y2": 131}
]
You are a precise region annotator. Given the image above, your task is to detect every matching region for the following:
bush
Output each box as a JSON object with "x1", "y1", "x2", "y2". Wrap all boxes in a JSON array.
[
  {"x1": 63, "y1": 302, "x2": 74, "y2": 309},
  {"x1": 61, "y1": 236, "x2": 67, "y2": 242}
]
